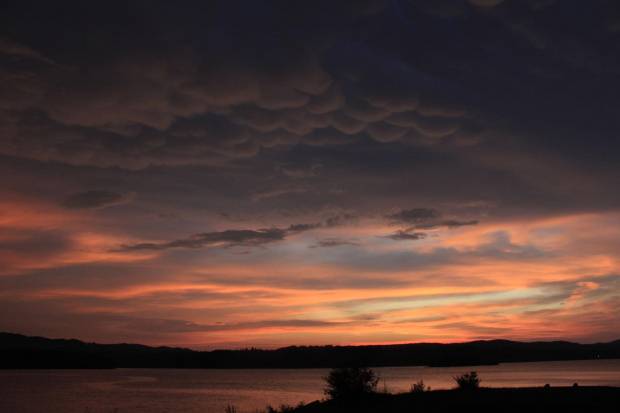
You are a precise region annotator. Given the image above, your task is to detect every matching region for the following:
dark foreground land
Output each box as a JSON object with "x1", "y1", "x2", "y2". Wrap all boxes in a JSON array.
[{"x1": 294, "y1": 387, "x2": 620, "y2": 413}]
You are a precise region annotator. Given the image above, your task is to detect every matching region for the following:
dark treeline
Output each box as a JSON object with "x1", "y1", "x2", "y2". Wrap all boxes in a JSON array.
[{"x1": 1, "y1": 332, "x2": 619, "y2": 369}]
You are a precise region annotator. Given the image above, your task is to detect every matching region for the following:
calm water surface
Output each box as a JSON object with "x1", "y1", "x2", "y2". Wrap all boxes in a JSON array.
[{"x1": 1, "y1": 359, "x2": 619, "y2": 413}]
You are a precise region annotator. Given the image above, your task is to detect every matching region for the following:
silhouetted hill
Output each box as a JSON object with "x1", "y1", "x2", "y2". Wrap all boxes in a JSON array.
[
  {"x1": 0, "y1": 332, "x2": 193, "y2": 369},
  {"x1": 1, "y1": 332, "x2": 619, "y2": 369}
]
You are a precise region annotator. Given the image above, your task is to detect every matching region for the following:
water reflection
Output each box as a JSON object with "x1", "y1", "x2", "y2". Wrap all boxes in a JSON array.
[{"x1": 1, "y1": 359, "x2": 618, "y2": 413}]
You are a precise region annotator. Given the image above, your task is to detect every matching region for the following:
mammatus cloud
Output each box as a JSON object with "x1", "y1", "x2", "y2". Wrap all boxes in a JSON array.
[
  {"x1": 4, "y1": 1, "x2": 618, "y2": 169},
  {"x1": 62, "y1": 190, "x2": 133, "y2": 209},
  {"x1": 118, "y1": 223, "x2": 321, "y2": 252}
]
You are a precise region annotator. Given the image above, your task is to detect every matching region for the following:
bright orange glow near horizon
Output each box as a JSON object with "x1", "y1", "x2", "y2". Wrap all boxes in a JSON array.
[{"x1": 2, "y1": 205, "x2": 618, "y2": 349}]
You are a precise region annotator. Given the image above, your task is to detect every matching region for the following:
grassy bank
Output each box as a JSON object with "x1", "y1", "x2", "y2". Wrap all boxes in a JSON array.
[{"x1": 289, "y1": 386, "x2": 620, "y2": 413}]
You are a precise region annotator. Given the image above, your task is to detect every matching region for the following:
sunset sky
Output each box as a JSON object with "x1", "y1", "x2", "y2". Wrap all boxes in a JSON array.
[{"x1": 1, "y1": 0, "x2": 620, "y2": 349}]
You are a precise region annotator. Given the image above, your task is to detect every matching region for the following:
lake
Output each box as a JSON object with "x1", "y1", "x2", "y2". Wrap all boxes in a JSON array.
[{"x1": 1, "y1": 359, "x2": 619, "y2": 413}]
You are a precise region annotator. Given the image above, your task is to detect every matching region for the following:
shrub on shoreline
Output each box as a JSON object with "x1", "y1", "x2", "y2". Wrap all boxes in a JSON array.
[
  {"x1": 453, "y1": 371, "x2": 480, "y2": 389},
  {"x1": 410, "y1": 379, "x2": 431, "y2": 392},
  {"x1": 323, "y1": 367, "x2": 379, "y2": 399}
]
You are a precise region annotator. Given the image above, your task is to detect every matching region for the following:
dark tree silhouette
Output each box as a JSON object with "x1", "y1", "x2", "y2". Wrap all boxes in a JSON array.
[
  {"x1": 323, "y1": 367, "x2": 379, "y2": 399},
  {"x1": 453, "y1": 371, "x2": 481, "y2": 389}
]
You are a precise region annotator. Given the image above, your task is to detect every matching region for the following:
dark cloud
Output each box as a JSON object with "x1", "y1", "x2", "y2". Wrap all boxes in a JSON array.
[
  {"x1": 119, "y1": 223, "x2": 320, "y2": 252},
  {"x1": 386, "y1": 208, "x2": 439, "y2": 223},
  {"x1": 325, "y1": 214, "x2": 358, "y2": 227},
  {"x1": 251, "y1": 186, "x2": 306, "y2": 201},
  {"x1": 219, "y1": 212, "x2": 248, "y2": 223},
  {"x1": 380, "y1": 231, "x2": 428, "y2": 241},
  {"x1": 385, "y1": 208, "x2": 479, "y2": 231},
  {"x1": 309, "y1": 237, "x2": 361, "y2": 248},
  {"x1": 62, "y1": 190, "x2": 131, "y2": 209},
  {"x1": 415, "y1": 219, "x2": 479, "y2": 230},
  {"x1": 119, "y1": 229, "x2": 288, "y2": 251},
  {"x1": 288, "y1": 223, "x2": 322, "y2": 232}
]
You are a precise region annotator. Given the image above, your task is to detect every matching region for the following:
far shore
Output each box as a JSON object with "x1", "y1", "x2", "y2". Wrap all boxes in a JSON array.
[{"x1": 2, "y1": 333, "x2": 620, "y2": 369}]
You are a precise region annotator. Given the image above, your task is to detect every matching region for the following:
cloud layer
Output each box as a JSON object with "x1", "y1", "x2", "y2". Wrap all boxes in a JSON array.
[{"x1": 2, "y1": 0, "x2": 618, "y2": 170}]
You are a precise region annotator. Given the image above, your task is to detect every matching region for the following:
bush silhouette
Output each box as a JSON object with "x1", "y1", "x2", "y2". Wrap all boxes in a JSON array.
[
  {"x1": 453, "y1": 371, "x2": 480, "y2": 389},
  {"x1": 410, "y1": 379, "x2": 430, "y2": 392},
  {"x1": 323, "y1": 367, "x2": 379, "y2": 399}
]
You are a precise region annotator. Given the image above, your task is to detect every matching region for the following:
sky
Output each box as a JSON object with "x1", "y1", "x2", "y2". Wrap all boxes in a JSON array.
[{"x1": 1, "y1": 0, "x2": 620, "y2": 350}]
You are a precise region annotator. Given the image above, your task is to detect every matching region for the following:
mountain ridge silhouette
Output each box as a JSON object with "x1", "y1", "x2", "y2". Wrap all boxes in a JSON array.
[{"x1": 2, "y1": 332, "x2": 619, "y2": 369}]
